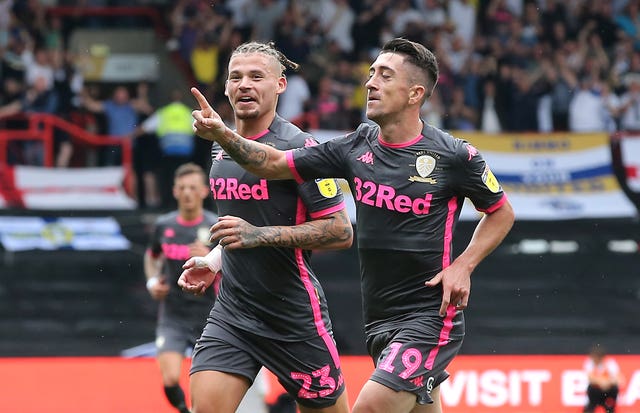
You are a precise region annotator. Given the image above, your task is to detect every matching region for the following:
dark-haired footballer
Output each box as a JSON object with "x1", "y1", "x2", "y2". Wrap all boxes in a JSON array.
[{"x1": 189, "y1": 37, "x2": 515, "y2": 413}]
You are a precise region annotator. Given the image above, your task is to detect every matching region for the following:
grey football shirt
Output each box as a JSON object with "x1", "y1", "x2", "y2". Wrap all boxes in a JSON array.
[
  {"x1": 286, "y1": 121, "x2": 507, "y2": 335},
  {"x1": 209, "y1": 115, "x2": 346, "y2": 341},
  {"x1": 148, "y1": 210, "x2": 218, "y2": 322}
]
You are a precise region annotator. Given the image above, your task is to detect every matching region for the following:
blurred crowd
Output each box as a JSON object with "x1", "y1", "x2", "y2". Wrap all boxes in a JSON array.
[
  {"x1": 167, "y1": 0, "x2": 640, "y2": 135},
  {"x1": 3, "y1": 0, "x2": 640, "y2": 206}
]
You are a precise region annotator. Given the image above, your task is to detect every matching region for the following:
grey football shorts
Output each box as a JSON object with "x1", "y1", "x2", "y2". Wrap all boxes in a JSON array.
[
  {"x1": 366, "y1": 309, "x2": 465, "y2": 404},
  {"x1": 190, "y1": 319, "x2": 346, "y2": 409}
]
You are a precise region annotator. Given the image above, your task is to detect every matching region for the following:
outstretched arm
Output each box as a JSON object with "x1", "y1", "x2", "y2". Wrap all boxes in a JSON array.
[
  {"x1": 191, "y1": 87, "x2": 293, "y2": 179},
  {"x1": 210, "y1": 209, "x2": 353, "y2": 251},
  {"x1": 426, "y1": 200, "x2": 515, "y2": 316}
]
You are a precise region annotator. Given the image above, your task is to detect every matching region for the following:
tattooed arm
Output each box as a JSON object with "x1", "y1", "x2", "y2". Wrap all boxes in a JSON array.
[
  {"x1": 210, "y1": 211, "x2": 353, "y2": 251},
  {"x1": 191, "y1": 87, "x2": 293, "y2": 179}
]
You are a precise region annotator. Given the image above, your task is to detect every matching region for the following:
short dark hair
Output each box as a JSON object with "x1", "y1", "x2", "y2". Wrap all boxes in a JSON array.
[
  {"x1": 174, "y1": 162, "x2": 207, "y2": 182},
  {"x1": 381, "y1": 38, "x2": 439, "y2": 99},
  {"x1": 231, "y1": 41, "x2": 299, "y2": 76}
]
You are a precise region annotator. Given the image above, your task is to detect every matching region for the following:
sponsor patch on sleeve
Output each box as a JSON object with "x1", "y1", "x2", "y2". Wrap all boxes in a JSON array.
[
  {"x1": 315, "y1": 178, "x2": 338, "y2": 198},
  {"x1": 482, "y1": 166, "x2": 501, "y2": 193}
]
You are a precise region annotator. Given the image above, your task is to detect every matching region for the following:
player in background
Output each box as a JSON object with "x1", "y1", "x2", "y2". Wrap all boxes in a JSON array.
[
  {"x1": 178, "y1": 42, "x2": 353, "y2": 413},
  {"x1": 189, "y1": 37, "x2": 515, "y2": 413},
  {"x1": 145, "y1": 162, "x2": 218, "y2": 413}
]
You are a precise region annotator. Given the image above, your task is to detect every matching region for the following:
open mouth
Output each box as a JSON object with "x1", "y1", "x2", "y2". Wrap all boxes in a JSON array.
[{"x1": 237, "y1": 96, "x2": 256, "y2": 104}]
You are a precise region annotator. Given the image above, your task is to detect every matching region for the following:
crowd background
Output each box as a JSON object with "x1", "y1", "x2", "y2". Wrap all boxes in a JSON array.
[{"x1": 2, "y1": 0, "x2": 640, "y2": 207}]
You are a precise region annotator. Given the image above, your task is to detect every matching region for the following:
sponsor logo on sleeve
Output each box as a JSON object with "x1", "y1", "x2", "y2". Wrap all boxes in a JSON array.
[
  {"x1": 315, "y1": 178, "x2": 338, "y2": 198},
  {"x1": 482, "y1": 165, "x2": 502, "y2": 193}
]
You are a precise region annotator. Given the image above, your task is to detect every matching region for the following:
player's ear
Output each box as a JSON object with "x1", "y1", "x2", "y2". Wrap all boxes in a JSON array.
[
  {"x1": 276, "y1": 76, "x2": 287, "y2": 95},
  {"x1": 408, "y1": 85, "x2": 425, "y2": 105}
]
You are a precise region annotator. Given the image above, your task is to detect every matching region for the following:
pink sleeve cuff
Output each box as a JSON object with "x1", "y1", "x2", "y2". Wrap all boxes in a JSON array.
[
  {"x1": 477, "y1": 193, "x2": 507, "y2": 214},
  {"x1": 285, "y1": 150, "x2": 305, "y2": 184},
  {"x1": 309, "y1": 201, "x2": 346, "y2": 219}
]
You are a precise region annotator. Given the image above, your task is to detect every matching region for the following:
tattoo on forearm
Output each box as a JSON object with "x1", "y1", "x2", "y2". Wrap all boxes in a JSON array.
[
  {"x1": 254, "y1": 214, "x2": 352, "y2": 249},
  {"x1": 224, "y1": 131, "x2": 268, "y2": 168}
]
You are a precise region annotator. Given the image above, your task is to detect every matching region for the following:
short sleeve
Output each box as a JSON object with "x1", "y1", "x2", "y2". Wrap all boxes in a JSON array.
[
  {"x1": 287, "y1": 134, "x2": 354, "y2": 184},
  {"x1": 451, "y1": 140, "x2": 506, "y2": 213}
]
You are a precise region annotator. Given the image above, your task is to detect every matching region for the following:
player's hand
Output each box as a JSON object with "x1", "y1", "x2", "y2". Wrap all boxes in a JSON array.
[
  {"x1": 147, "y1": 276, "x2": 170, "y2": 300},
  {"x1": 179, "y1": 257, "x2": 219, "y2": 295},
  {"x1": 189, "y1": 239, "x2": 210, "y2": 257},
  {"x1": 191, "y1": 87, "x2": 227, "y2": 141},
  {"x1": 210, "y1": 215, "x2": 261, "y2": 250},
  {"x1": 425, "y1": 263, "x2": 471, "y2": 317}
]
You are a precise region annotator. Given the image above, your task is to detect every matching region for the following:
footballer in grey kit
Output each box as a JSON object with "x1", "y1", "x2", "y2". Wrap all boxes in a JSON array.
[
  {"x1": 189, "y1": 37, "x2": 514, "y2": 413},
  {"x1": 285, "y1": 121, "x2": 507, "y2": 402},
  {"x1": 191, "y1": 115, "x2": 348, "y2": 406},
  {"x1": 148, "y1": 210, "x2": 218, "y2": 348}
]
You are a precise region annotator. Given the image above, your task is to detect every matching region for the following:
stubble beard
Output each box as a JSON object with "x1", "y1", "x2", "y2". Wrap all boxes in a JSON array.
[{"x1": 235, "y1": 108, "x2": 260, "y2": 120}]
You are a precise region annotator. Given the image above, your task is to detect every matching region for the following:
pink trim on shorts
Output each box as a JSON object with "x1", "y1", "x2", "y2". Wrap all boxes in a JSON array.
[{"x1": 425, "y1": 305, "x2": 457, "y2": 370}]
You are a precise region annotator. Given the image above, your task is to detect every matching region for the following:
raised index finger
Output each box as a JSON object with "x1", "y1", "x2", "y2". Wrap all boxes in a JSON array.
[{"x1": 191, "y1": 87, "x2": 212, "y2": 110}]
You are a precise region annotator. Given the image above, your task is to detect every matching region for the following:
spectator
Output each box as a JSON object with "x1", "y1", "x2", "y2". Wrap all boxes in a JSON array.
[
  {"x1": 190, "y1": 11, "x2": 232, "y2": 90},
  {"x1": 388, "y1": 0, "x2": 423, "y2": 37},
  {"x1": 478, "y1": 77, "x2": 502, "y2": 133},
  {"x1": 351, "y1": 0, "x2": 390, "y2": 53},
  {"x1": 616, "y1": 1, "x2": 640, "y2": 50},
  {"x1": 277, "y1": 71, "x2": 311, "y2": 123},
  {"x1": 273, "y1": 2, "x2": 310, "y2": 64},
  {"x1": 321, "y1": 0, "x2": 355, "y2": 54},
  {"x1": 25, "y1": 47, "x2": 54, "y2": 90},
  {"x1": 51, "y1": 49, "x2": 84, "y2": 167},
  {"x1": 448, "y1": 0, "x2": 477, "y2": 48},
  {"x1": 583, "y1": 345, "x2": 623, "y2": 413},
  {"x1": 314, "y1": 75, "x2": 345, "y2": 130},
  {"x1": 547, "y1": 50, "x2": 578, "y2": 131},
  {"x1": 0, "y1": 74, "x2": 58, "y2": 165},
  {"x1": 619, "y1": 73, "x2": 640, "y2": 131},
  {"x1": 421, "y1": 87, "x2": 445, "y2": 129},
  {"x1": 569, "y1": 76, "x2": 607, "y2": 132},
  {"x1": 135, "y1": 89, "x2": 196, "y2": 209},
  {"x1": 247, "y1": 0, "x2": 287, "y2": 42},
  {"x1": 80, "y1": 84, "x2": 153, "y2": 166},
  {"x1": 416, "y1": 0, "x2": 448, "y2": 32},
  {"x1": 601, "y1": 81, "x2": 622, "y2": 132},
  {"x1": 444, "y1": 85, "x2": 477, "y2": 131}
]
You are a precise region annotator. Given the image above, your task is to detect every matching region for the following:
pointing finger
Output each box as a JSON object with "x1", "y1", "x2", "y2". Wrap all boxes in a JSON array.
[{"x1": 191, "y1": 87, "x2": 212, "y2": 111}]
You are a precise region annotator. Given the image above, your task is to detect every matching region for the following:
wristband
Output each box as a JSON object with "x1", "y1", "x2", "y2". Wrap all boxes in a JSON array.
[
  {"x1": 193, "y1": 246, "x2": 222, "y2": 273},
  {"x1": 146, "y1": 276, "x2": 160, "y2": 291}
]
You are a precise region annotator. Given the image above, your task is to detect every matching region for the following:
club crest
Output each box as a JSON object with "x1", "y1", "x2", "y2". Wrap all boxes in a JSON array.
[{"x1": 416, "y1": 155, "x2": 436, "y2": 178}]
